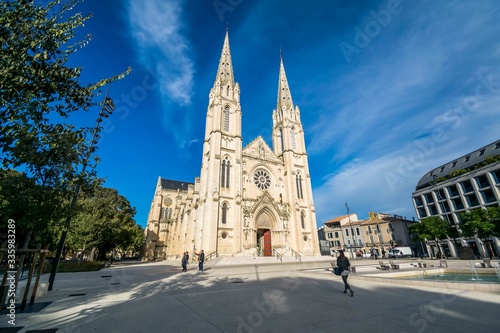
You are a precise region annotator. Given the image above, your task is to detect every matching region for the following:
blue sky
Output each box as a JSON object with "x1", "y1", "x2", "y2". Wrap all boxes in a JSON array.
[{"x1": 61, "y1": 0, "x2": 500, "y2": 228}]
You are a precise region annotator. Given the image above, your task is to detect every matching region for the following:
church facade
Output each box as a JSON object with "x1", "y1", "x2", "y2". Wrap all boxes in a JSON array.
[{"x1": 144, "y1": 31, "x2": 320, "y2": 260}]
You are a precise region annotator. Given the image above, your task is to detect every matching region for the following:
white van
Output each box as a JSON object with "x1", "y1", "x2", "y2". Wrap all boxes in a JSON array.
[{"x1": 389, "y1": 247, "x2": 412, "y2": 258}]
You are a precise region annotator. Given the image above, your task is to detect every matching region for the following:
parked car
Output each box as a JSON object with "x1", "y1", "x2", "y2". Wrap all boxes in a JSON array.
[{"x1": 389, "y1": 247, "x2": 412, "y2": 258}]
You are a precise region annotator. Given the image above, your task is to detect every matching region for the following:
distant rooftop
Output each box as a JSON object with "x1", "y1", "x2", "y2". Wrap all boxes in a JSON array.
[
  {"x1": 160, "y1": 178, "x2": 193, "y2": 191},
  {"x1": 415, "y1": 139, "x2": 500, "y2": 190}
]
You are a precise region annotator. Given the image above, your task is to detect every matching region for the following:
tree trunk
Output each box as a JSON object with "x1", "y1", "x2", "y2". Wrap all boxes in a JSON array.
[
  {"x1": 78, "y1": 243, "x2": 86, "y2": 266},
  {"x1": 89, "y1": 247, "x2": 96, "y2": 261}
]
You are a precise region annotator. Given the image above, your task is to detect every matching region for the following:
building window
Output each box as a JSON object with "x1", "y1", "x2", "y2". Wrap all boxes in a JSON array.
[
  {"x1": 479, "y1": 149, "x2": 485, "y2": 156},
  {"x1": 475, "y1": 174, "x2": 490, "y2": 189},
  {"x1": 335, "y1": 232, "x2": 339, "y2": 238},
  {"x1": 327, "y1": 232, "x2": 333, "y2": 238},
  {"x1": 295, "y1": 173, "x2": 304, "y2": 199},
  {"x1": 253, "y1": 169, "x2": 271, "y2": 190},
  {"x1": 345, "y1": 229, "x2": 349, "y2": 237},
  {"x1": 447, "y1": 184, "x2": 459, "y2": 197},
  {"x1": 491, "y1": 169, "x2": 500, "y2": 184},
  {"x1": 452, "y1": 197, "x2": 464, "y2": 210},
  {"x1": 428, "y1": 204, "x2": 438, "y2": 215},
  {"x1": 223, "y1": 106, "x2": 230, "y2": 132},
  {"x1": 464, "y1": 155, "x2": 470, "y2": 162},
  {"x1": 221, "y1": 231, "x2": 228, "y2": 239},
  {"x1": 221, "y1": 157, "x2": 231, "y2": 188},
  {"x1": 436, "y1": 189, "x2": 446, "y2": 201},
  {"x1": 301, "y1": 211, "x2": 306, "y2": 229},
  {"x1": 480, "y1": 188, "x2": 496, "y2": 204},
  {"x1": 221, "y1": 202, "x2": 228, "y2": 224},
  {"x1": 445, "y1": 214, "x2": 456, "y2": 225},
  {"x1": 452, "y1": 161, "x2": 457, "y2": 167},
  {"x1": 461, "y1": 180, "x2": 474, "y2": 193},
  {"x1": 356, "y1": 228, "x2": 360, "y2": 236},
  {"x1": 439, "y1": 201, "x2": 451, "y2": 213},
  {"x1": 280, "y1": 128, "x2": 284, "y2": 153},
  {"x1": 424, "y1": 192, "x2": 434, "y2": 203},
  {"x1": 414, "y1": 196, "x2": 423, "y2": 206},
  {"x1": 291, "y1": 128, "x2": 296, "y2": 150},
  {"x1": 465, "y1": 193, "x2": 480, "y2": 208}
]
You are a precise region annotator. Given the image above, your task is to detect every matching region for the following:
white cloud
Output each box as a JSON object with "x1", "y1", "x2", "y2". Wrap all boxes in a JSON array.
[
  {"x1": 126, "y1": 0, "x2": 194, "y2": 105},
  {"x1": 307, "y1": 1, "x2": 500, "y2": 226}
]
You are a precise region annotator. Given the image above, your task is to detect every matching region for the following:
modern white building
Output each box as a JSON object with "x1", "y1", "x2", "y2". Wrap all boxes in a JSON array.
[
  {"x1": 412, "y1": 139, "x2": 500, "y2": 258},
  {"x1": 144, "y1": 31, "x2": 320, "y2": 260}
]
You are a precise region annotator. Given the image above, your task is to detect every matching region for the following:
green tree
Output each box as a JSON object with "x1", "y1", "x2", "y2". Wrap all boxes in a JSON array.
[
  {"x1": 409, "y1": 216, "x2": 450, "y2": 258},
  {"x1": 114, "y1": 224, "x2": 144, "y2": 258},
  {"x1": 0, "y1": 0, "x2": 130, "y2": 246},
  {"x1": 460, "y1": 207, "x2": 500, "y2": 258},
  {"x1": 0, "y1": 169, "x2": 63, "y2": 246},
  {"x1": 65, "y1": 186, "x2": 139, "y2": 261}
]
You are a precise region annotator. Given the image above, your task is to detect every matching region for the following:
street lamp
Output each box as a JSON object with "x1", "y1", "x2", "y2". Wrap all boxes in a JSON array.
[
  {"x1": 48, "y1": 89, "x2": 115, "y2": 291},
  {"x1": 345, "y1": 200, "x2": 356, "y2": 258}
]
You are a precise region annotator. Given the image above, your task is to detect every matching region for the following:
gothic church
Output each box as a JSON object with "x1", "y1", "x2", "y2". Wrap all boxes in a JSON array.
[{"x1": 144, "y1": 31, "x2": 320, "y2": 259}]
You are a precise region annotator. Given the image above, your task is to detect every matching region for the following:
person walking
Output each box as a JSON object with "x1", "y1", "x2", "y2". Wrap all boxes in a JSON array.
[
  {"x1": 194, "y1": 250, "x2": 205, "y2": 272},
  {"x1": 181, "y1": 251, "x2": 189, "y2": 272},
  {"x1": 336, "y1": 250, "x2": 354, "y2": 297}
]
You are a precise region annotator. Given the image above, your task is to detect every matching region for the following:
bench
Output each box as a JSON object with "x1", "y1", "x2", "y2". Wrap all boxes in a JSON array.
[
  {"x1": 480, "y1": 258, "x2": 492, "y2": 268},
  {"x1": 416, "y1": 261, "x2": 427, "y2": 268},
  {"x1": 389, "y1": 260, "x2": 400, "y2": 270},
  {"x1": 377, "y1": 261, "x2": 390, "y2": 270}
]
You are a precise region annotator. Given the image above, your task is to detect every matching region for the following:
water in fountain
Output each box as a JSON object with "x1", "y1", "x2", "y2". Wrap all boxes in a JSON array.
[
  {"x1": 493, "y1": 262, "x2": 500, "y2": 282},
  {"x1": 469, "y1": 260, "x2": 480, "y2": 280}
]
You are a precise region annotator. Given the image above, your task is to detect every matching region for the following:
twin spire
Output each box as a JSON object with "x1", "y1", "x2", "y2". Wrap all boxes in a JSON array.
[
  {"x1": 214, "y1": 30, "x2": 235, "y2": 86},
  {"x1": 277, "y1": 55, "x2": 294, "y2": 111},
  {"x1": 214, "y1": 30, "x2": 294, "y2": 110}
]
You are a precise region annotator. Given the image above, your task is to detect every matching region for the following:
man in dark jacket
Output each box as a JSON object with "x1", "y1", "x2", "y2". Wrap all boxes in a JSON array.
[
  {"x1": 181, "y1": 252, "x2": 189, "y2": 272},
  {"x1": 195, "y1": 250, "x2": 205, "y2": 271}
]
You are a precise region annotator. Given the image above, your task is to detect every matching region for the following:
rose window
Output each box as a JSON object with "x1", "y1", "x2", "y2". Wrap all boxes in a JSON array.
[{"x1": 254, "y1": 169, "x2": 271, "y2": 190}]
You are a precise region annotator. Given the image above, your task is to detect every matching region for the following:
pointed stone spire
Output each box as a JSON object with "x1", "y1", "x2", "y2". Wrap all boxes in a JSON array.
[
  {"x1": 214, "y1": 29, "x2": 234, "y2": 86},
  {"x1": 277, "y1": 55, "x2": 294, "y2": 111}
]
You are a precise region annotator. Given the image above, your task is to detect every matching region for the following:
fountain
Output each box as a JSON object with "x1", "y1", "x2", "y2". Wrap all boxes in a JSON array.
[
  {"x1": 493, "y1": 262, "x2": 500, "y2": 282},
  {"x1": 469, "y1": 260, "x2": 480, "y2": 280}
]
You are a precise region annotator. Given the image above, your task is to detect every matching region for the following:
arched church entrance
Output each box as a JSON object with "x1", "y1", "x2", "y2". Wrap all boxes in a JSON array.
[
  {"x1": 257, "y1": 229, "x2": 272, "y2": 256},
  {"x1": 255, "y1": 206, "x2": 276, "y2": 257}
]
